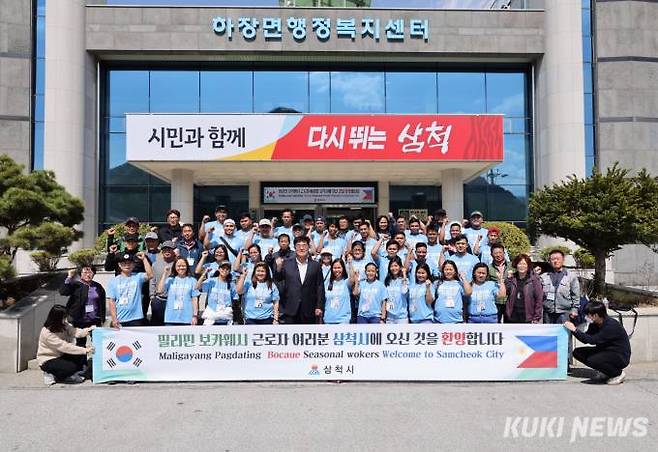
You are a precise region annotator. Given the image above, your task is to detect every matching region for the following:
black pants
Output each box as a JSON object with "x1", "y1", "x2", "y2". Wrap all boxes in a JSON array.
[
  {"x1": 573, "y1": 347, "x2": 629, "y2": 378},
  {"x1": 41, "y1": 354, "x2": 85, "y2": 381},
  {"x1": 122, "y1": 319, "x2": 144, "y2": 327},
  {"x1": 150, "y1": 296, "x2": 166, "y2": 326},
  {"x1": 280, "y1": 309, "x2": 317, "y2": 325},
  {"x1": 72, "y1": 320, "x2": 100, "y2": 347},
  {"x1": 496, "y1": 304, "x2": 505, "y2": 323}
]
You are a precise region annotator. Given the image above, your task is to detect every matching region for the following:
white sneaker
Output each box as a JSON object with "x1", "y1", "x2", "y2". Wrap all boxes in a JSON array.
[
  {"x1": 43, "y1": 372, "x2": 55, "y2": 386},
  {"x1": 606, "y1": 371, "x2": 626, "y2": 385}
]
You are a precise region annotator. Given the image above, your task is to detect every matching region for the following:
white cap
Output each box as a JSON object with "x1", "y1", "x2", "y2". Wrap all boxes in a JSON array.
[
  {"x1": 258, "y1": 218, "x2": 272, "y2": 227},
  {"x1": 320, "y1": 248, "x2": 333, "y2": 255}
]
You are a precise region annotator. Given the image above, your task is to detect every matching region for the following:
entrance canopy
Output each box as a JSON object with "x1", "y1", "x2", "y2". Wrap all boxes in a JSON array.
[{"x1": 126, "y1": 113, "x2": 503, "y2": 185}]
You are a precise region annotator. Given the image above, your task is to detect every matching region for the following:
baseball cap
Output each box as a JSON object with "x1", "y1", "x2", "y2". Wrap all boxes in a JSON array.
[
  {"x1": 118, "y1": 253, "x2": 135, "y2": 263},
  {"x1": 223, "y1": 218, "x2": 236, "y2": 226},
  {"x1": 302, "y1": 214, "x2": 313, "y2": 222},
  {"x1": 144, "y1": 232, "x2": 159, "y2": 241},
  {"x1": 124, "y1": 217, "x2": 139, "y2": 225},
  {"x1": 469, "y1": 210, "x2": 483, "y2": 218},
  {"x1": 292, "y1": 223, "x2": 303, "y2": 231},
  {"x1": 215, "y1": 205, "x2": 228, "y2": 212},
  {"x1": 161, "y1": 240, "x2": 175, "y2": 249},
  {"x1": 315, "y1": 217, "x2": 325, "y2": 222},
  {"x1": 259, "y1": 218, "x2": 272, "y2": 227},
  {"x1": 320, "y1": 248, "x2": 332, "y2": 255},
  {"x1": 123, "y1": 233, "x2": 139, "y2": 242}
]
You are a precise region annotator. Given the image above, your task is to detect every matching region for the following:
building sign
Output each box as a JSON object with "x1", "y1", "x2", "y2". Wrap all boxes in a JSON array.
[
  {"x1": 92, "y1": 324, "x2": 568, "y2": 383},
  {"x1": 212, "y1": 16, "x2": 429, "y2": 43},
  {"x1": 126, "y1": 114, "x2": 503, "y2": 162},
  {"x1": 263, "y1": 186, "x2": 375, "y2": 204}
]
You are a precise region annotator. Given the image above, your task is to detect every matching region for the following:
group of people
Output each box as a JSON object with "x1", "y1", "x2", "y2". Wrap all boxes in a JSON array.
[{"x1": 37, "y1": 206, "x2": 631, "y2": 385}]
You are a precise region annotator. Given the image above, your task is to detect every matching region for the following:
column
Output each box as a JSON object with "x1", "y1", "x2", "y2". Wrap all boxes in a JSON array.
[
  {"x1": 171, "y1": 169, "x2": 194, "y2": 224},
  {"x1": 44, "y1": 0, "x2": 97, "y2": 247},
  {"x1": 377, "y1": 180, "x2": 389, "y2": 216},
  {"x1": 441, "y1": 169, "x2": 464, "y2": 222},
  {"x1": 536, "y1": 0, "x2": 585, "y2": 188},
  {"x1": 248, "y1": 180, "x2": 260, "y2": 217}
]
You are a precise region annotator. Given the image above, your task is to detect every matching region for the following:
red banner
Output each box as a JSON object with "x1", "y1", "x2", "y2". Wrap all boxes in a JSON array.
[{"x1": 271, "y1": 114, "x2": 503, "y2": 161}]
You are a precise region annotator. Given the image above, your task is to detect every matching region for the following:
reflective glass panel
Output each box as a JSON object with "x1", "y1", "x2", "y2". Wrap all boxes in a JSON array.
[
  {"x1": 108, "y1": 71, "x2": 149, "y2": 117},
  {"x1": 254, "y1": 71, "x2": 308, "y2": 113},
  {"x1": 106, "y1": 133, "x2": 149, "y2": 185},
  {"x1": 310, "y1": 72, "x2": 331, "y2": 113},
  {"x1": 385, "y1": 72, "x2": 437, "y2": 113},
  {"x1": 200, "y1": 71, "x2": 253, "y2": 113},
  {"x1": 486, "y1": 72, "x2": 527, "y2": 117},
  {"x1": 150, "y1": 71, "x2": 200, "y2": 113},
  {"x1": 438, "y1": 72, "x2": 486, "y2": 114},
  {"x1": 331, "y1": 72, "x2": 385, "y2": 113}
]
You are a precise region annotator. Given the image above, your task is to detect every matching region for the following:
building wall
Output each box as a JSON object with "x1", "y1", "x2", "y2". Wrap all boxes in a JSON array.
[
  {"x1": 0, "y1": 0, "x2": 32, "y2": 169},
  {"x1": 595, "y1": 0, "x2": 658, "y2": 286}
]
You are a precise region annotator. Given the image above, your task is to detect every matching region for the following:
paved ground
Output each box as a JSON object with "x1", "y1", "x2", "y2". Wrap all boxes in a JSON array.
[{"x1": 1, "y1": 363, "x2": 657, "y2": 452}]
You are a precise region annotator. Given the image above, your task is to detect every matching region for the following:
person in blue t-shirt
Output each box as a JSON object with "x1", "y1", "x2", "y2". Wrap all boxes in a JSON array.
[
  {"x1": 440, "y1": 234, "x2": 479, "y2": 282},
  {"x1": 434, "y1": 260, "x2": 472, "y2": 323},
  {"x1": 383, "y1": 256, "x2": 409, "y2": 324},
  {"x1": 467, "y1": 263, "x2": 506, "y2": 324},
  {"x1": 408, "y1": 263, "x2": 435, "y2": 324},
  {"x1": 199, "y1": 205, "x2": 228, "y2": 245},
  {"x1": 323, "y1": 259, "x2": 354, "y2": 324},
  {"x1": 371, "y1": 238, "x2": 401, "y2": 282},
  {"x1": 353, "y1": 262, "x2": 388, "y2": 324},
  {"x1": 194, "y1": 245, "x2": 229, "y2": 276},
  {"x1": 273, "y1": 209, "x2": 295, "y2": 239},
  {"x1": 463, "y1": 210, "x2": 489, "y2": 250},
  {"x1": 237, "y1": 261, "x2": 280, "y2": 325},
  {"x1": 405, "y1": 217, "x2": 428, "y2": 248},
  {"x1": 317, "y1": 222, "x2": 347, "y2": 261},
  {"x1": 232, "y1": 244, "x2": 262, "y2": 281},
  {"x1": 197, "y1": 260, "x2": 238, "y2": 325},
  {"x1": 157, "y1": 258, "x2": 200, "y2": 325},
  {"x1": 107, "y1": 252, "x2": 153, "y2": 328}
]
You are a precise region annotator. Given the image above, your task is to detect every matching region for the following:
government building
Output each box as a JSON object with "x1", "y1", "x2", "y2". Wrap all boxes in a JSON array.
[{"x1": 1, "y1": 0, "x2": 656, "y2": 283}]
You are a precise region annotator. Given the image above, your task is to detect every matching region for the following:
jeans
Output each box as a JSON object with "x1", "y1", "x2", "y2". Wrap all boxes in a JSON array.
[
  {"x1": 41, "y1": 354, "x2": 85, "y2": 381},
  {"x1": 468, "y1": 314, "x2": 498, "y2": 324},
  {"x1": 357, "y1": 316, "x2": 381, "y2": 324},
  {"x1": 573, "y1": 347, "x2": 629, "y2": 378}
]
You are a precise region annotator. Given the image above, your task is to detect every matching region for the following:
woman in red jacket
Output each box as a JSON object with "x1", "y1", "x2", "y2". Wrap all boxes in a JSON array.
[{"x1": 504, "y1": 254, "x2": 543, "y2": 323}]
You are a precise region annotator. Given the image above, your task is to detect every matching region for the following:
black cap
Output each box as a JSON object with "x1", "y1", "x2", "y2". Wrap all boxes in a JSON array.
[
  {"x1": 302, "y1": 214, "x2": 313, "y2": 222},
  {"x1": 215, "y1": 205, "x2": 228, "y2": 213},
  {"x1": 118, "y1": 253, "x2": 135, "y2": 263},
  {"x1": 123, "y1": 233, "x2": 139, "y2": 242},
  {"x1": 125, "y1": 217, "x2": 139, "y2": 225}
]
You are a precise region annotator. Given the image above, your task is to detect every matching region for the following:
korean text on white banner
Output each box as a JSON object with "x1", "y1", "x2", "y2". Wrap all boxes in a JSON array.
[{"x1": 92, "y1": 324, "x2": 568, "y2": 383}]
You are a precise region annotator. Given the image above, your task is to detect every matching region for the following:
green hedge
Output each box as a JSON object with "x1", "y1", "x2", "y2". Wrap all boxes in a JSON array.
[
  {"x1": 69, "y1": 248, "x2": 100, "y2": 269},
  {"x1": 95, "y1": 223, "x2": 154, "y2": 253},
  {"x1": 574, "y1": 248, "x2": 595, "y2": 268},
  {"x1": 482, "y1": 221, "x2": 531, "y2": 259}
]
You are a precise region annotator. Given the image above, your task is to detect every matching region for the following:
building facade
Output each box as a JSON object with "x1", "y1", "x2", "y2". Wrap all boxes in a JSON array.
[{"x1": 1, "y1": 0, "x2": 656, "y2": 284}]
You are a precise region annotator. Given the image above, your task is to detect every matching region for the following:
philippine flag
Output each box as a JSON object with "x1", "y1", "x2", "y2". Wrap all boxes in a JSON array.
[{"x1": 516, "y1": 336, "x2": 558, "y2": 368}]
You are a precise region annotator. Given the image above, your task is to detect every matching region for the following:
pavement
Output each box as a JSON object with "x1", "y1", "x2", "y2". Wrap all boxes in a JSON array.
[{"x1": 1, "y1": 363, "x2": 657, "y2": 452}]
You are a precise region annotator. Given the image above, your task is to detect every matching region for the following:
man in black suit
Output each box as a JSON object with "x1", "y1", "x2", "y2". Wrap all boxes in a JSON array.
[{"x1": 274, "y1": 236, "x2": 326, "y2": 324}]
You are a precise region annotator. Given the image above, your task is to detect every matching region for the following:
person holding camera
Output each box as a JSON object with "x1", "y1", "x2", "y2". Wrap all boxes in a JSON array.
[{"x1": 564, "y1": 301, "x2": 631, "y2": 385}]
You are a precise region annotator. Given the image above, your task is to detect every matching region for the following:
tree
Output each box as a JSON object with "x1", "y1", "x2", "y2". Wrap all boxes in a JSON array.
[
  {"x1": 528, "y1": 163, "x2": 658, "y2": 298},
  {"x1": 0, "y1": 155, "x2": 84, "y2": 277}
]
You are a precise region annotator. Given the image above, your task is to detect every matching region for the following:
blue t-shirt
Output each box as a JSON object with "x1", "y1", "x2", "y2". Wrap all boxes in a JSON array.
[
  {"x1": 405, "y1": 231, "x2": 428, "y2": 248},
  {"x1": 426, "y1": 243, "x2": 443, "y2": 268},
  {"x1": 323, "y1": 278, "x2": 352, "y2": 324},
  {"x1": 434, "y1": 280, "x2": 465, "y2": 323},
  {"x1": 358, "y1": 279, "x2": 388, "y2": 318},
  {"x1": 408, "y1": 259, "x2": 440, "y2": 283},
  {"x1": 347, "y1": 257, "x2": 371, "y2": 282},
  {"x1": 243, "y1": 282, "x2": 280, "y2": 320},
  {"x1": 322, "y1": 236, "x2": 347, "y2": 260},
  {"x1": 107, "y1": 273, "x2": 147, "y2": 323},
  {"x1": 209, "y1": 234, "x2": 244, "y2": 263},
  {"x1": 450, "y1": 253, "x2": 480, "y2": 282},
  {"x1": 468, "y1": 281, "x2": 499, "y2": 316},
  {"x1": 361, "y1": 238, "x2": 378, "y2": 260},
  {"x1": 202, "y1": 278, "x2": 238, "y2": 312},
  {"x1": 384, "y1": 278, "x2": 409, "y2": 320},
  {"x1": 274, "y1": 225, "x2": 293, "y2": 239},
  {"x1": 463, "y1": 227, "x2": 489, "y2": 249},
  {"x1": 164, "y1": 276, "x2": 200, "y2": 324},
  {"x1": 204, "y1": 220, "x2": 224, "y2": 244},
  {"x1": 408, "y1": 281, "x2": 436, "y2": 323},
  {"x1": 376, "y1": 255, "x2": 397, "y2": 282},
  {"x1": 254, "y1": 235, "x2": 279, "y2": 254},
  {"x1": 234, "y1": 228, "x2": 251, "y2": 242}
]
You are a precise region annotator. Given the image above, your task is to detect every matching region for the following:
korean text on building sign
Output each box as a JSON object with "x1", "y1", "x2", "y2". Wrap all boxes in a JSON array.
[{"x1": 212, "y1": 17, "x2": 429, "y2": 42}]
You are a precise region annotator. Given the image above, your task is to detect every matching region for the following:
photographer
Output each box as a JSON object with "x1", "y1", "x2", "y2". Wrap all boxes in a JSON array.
[{"x1": 564, "y1": 301, "x2": 631, "y2": 385}]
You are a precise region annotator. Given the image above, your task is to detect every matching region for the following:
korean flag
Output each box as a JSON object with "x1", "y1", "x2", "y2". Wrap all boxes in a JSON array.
[{"x1": 102, "y1": 339, "x2": 143, "y2": 370}]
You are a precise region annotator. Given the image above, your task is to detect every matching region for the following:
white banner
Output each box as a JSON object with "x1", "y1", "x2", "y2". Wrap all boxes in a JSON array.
[
  {"x1": 92, "y1": 324, "x2": 568, "y2": 383},
  {"x1": 263, "y1": 186, "x2": 375, "y2": 204}
]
